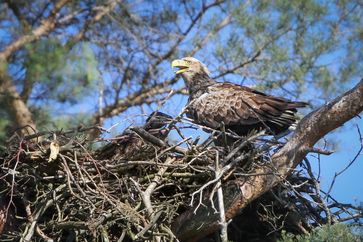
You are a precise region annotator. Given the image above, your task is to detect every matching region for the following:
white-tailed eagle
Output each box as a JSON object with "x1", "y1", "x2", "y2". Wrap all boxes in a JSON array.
[
  {"x1": 96, "y1": 111, "x2": 172, "y2": 160},
  {"x1": 172, "y1": 57, "x2": 307, "y2": 136}
]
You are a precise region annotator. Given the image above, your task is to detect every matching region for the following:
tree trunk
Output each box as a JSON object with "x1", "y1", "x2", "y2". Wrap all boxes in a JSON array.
[
  {"x1": 0, "y1": 71, "x2": 37, "y2": 136},
  {"x1": 172, "y1": 79, "x2": 363, "y2": 242},
  {"x1": 0, "y1": 0, "x2": 71, "y2": 137}
]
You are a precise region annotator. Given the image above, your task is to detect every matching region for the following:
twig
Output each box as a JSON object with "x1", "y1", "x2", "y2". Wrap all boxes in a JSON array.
[
  {"x1": 325, "y1": 125, "x2": 363, "y2": 199},
  {"x1": 215, "y1": 151, "x2": 228, "y2": 242},
  {"x1": 130, "y1": 127, "x2": 187, "y2": 154}
]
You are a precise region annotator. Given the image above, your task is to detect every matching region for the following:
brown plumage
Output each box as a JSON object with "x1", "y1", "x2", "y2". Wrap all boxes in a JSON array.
[
  {"x1": 172, "y1": 57, "x2": 308, "y2": 136},
  {"x1": 96, "y1": 112, "x2": 172, "y2": 160}
]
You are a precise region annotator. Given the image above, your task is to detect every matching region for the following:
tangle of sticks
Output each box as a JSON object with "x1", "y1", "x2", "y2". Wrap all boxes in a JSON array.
[{"x1": 0, "y1": 118, "x2": 362, "y2": 242}]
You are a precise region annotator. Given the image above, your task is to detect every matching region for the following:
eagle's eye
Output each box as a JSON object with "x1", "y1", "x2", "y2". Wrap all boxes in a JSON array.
[{"x1": 185, "y1": 60, "x2": 192, "y2": 64}]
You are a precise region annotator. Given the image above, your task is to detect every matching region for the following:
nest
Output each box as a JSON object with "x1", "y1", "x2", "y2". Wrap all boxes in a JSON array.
[{"x1": 0, "y1": 121, "x2": 357, "y2": 242}]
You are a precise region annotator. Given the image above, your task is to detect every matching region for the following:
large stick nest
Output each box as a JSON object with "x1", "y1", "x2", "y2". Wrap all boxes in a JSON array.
[{"x1": 0, "y1": 119, "x2": 360, "y2": 242}]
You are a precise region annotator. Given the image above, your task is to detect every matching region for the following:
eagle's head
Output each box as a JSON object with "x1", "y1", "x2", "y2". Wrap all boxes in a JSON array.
[
  {"x1": 144, "y1": 111, "x2": 172, "y2": 130},
  {"x1": 171, "y1": 57, "x2": 211, "y2": 80},
  {"x1": 143, "y1": 111, "x2": 172, "y2": 139}
]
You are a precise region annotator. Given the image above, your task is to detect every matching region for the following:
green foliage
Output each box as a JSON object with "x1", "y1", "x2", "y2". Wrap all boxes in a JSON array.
[
  {"x1": 280, "y1": 223, "x2": 363, "y2": 242},
  {"x1": 314, "y1": 66, "x2": 337, "y2": 96},
  {"x1": 0, "y1": 58, "x2": 7, "y2": 73},
  {"x1": 0, "y1": 37, "x2": 99, "y2": 139},
  {"x1": 24, "y1": 39, "x2": 98, "y2": 103},
  {"x1": 214, "y1": 0, "x2": 363, "y2": 100},
  {"x1": 0, "y1": 111, "x2": 10, "y2": 144},
  {"x1": 30, "y1": 106, "x2": 92, "y2": 131},
  {"x1": 51, "y1": 112, "x2": 92, "y2": 130}
]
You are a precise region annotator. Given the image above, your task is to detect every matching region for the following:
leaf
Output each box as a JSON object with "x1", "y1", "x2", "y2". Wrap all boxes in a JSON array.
[{"x1": 48, "y1": 141, "x2": 60, "y2": 162}]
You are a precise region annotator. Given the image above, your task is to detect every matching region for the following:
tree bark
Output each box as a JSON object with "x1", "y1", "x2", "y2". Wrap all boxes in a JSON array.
[
  {"x1": 0, "y1": 72, "x2": 37, "y2": 136},
  {"x1": 172, "y1": 78, "x2": 363, "y2": 241},
  {"x1": 0, "y1": 0, "x2": 70, "y2": 137}
]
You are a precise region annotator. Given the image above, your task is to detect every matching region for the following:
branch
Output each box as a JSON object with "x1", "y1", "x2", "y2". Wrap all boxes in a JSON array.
[
  {"x1": 0, "y1": 0, "x2": 70, "y2": 61},
  {"x1": 213, "y1": 27, "x2": 293, "y2": 80},
  {"x1": 4, "y1": 0, "x2": 32, "y2": 33},
  {"x1": 172, "y1": 78, "x2": 363, "y2": 241},
  {"x1": 67, "y1": 0, "x2": 117, "y2": 45},
  {"x1": 91, "y1": 78, "x2": 178, "y2": 124},
  {"x1": 189, "y1": 14, "x2": 232, "y2": 57},
  {"x1": 130, "y1": 127, "x2": 187, "y2": 155}
]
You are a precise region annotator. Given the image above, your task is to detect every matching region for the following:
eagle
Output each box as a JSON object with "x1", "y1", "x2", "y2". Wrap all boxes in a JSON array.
[
  {"x1": 171, "y1": 57, "x2": 308, "y2": 137},
  {"x1": 96, "y1": 111, "x2": 172, "y2": 161}
]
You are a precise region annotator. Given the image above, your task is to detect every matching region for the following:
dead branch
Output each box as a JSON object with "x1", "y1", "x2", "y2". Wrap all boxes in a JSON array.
[{"x1": 172, "y1": 78, "x2": 363, "y2": 241}]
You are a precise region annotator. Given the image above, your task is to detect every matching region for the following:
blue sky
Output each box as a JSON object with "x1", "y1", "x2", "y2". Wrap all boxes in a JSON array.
[{"x1": 314, "y1": 117, "x2": 363, "y2": 204}]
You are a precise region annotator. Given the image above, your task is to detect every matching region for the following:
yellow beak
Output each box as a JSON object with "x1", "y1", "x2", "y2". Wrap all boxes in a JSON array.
[{"x1": 171, "y1": 59, "x2": 189, "y2": 74}]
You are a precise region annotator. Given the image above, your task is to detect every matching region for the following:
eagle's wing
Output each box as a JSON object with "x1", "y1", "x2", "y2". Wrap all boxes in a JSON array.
[{"x1": 187, "y1": 83, "x2": 306, "y2": 133}]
